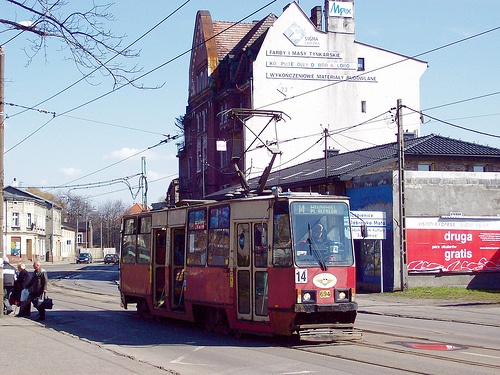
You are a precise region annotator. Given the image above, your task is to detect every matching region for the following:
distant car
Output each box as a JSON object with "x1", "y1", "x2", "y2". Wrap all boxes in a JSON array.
[
  {"x1": 104, "y1": 254, "x2": 119, "y2": 264},
  {"x1": 76, "y1": 253, "x2": 93, "y2": 264}
]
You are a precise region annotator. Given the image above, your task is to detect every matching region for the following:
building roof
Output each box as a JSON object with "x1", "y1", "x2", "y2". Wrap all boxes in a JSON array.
[
  {"x1": 3, "y1": 186, "x2": 55, "y2": 207},
  {"x1": 208, "y1": 134, "x2": 500, "y2": 198},
  {"x1": 123, "y1": 203, "x2": 150, "y2": 215},
  {"x1": 212, "y1": 21, "x2": 255, "y2": 60},
  {"x1": 212, "y1": 14, "x2": 276, "y2": 61}
]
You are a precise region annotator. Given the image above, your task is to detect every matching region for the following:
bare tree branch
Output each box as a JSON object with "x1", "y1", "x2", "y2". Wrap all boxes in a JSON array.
[{"x1": 1, "y1": 0, "x2": 147, "y2": 88}]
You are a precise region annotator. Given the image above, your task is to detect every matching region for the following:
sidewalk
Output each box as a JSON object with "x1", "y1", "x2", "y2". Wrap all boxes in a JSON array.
[
  {"x1": 0, "y1": 314, "x2": 172, "y2": 375},
  {"x1": 1, "y1": 293, "x2": 498, "y2": 374},
  {"x1": 356, "y1": 293, "x2": 500, "y2": 327}
]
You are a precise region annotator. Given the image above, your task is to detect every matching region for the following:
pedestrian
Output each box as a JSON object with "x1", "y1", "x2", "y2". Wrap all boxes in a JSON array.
[
  {"x1": 18, "y1": 261, "x2": 48, "y2": 320},
  {"x1": 3, "y1": 257, "x2": 16, "y2": 315},
  {"x1": 10, "y1": 262, "x2": 30, "y2": 307}
]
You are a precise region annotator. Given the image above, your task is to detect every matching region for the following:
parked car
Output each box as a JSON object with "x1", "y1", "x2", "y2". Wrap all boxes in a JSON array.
[
  {"x1": 76, "y1": 253, "x2": 93, "y2": 264},
  {"x1": 104, "y1": 254, "x2": 119, "y2": 264}
]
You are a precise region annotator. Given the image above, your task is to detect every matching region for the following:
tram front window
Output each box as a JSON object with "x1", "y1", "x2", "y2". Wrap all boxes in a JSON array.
[{"x1": 291, "y1": 202, "x2": 354, "y2": 267}]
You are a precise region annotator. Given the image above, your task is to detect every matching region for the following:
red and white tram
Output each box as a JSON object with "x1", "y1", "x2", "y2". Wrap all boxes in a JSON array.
[{"x1": 119, "y1": 191, "x2": 360, "y2": 341}]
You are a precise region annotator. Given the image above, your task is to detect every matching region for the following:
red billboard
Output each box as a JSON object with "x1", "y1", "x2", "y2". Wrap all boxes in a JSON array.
[{"x1": 406, "y1": 217, "x2": 500, "y2": 273}]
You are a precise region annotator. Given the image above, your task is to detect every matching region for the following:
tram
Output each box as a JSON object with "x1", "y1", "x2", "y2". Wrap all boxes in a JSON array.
[{"x1": 119, "y1": 189, "x2": 361, "y2": 341}]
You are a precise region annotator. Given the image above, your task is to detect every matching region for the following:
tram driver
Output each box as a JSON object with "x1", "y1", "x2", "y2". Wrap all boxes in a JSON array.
[
  {"x1": 296, "y1": 223, "x2": 344, "y2": 263},
  {"x1": 296, "y1": 224, "x2": 327, "y2": 252}
]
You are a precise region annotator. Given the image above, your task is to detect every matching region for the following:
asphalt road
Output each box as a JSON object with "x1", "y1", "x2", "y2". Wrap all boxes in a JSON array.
[{"x1": 13, "y1": 261, "x2": 499, "y2": 375}]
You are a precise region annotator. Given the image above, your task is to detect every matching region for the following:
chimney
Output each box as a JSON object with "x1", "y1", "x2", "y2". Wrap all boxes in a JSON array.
[
  {"x1": 403, "y1": 131, "x2": 417, "y2": 140},
  {"x1": 325, "y1": 148, "x2": 340, "y2": 158},
  {"x1": 12, "y1": 178, "x2": 18, "y2": 187},
  {"x1": 310, "y1": 6, "x2": 322, "y2": 30}
]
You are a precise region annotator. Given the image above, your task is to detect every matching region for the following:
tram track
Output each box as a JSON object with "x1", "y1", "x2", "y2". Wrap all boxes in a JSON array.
[
  {"x1": 49, "y1": 279, "x2": 500, "y2": 374},
  {"x1": 290, "y1": 327, "x2": 500, "y2": 374},
  {"x1": 48, "y1": 280, "x2": 122, "y2": 311}
]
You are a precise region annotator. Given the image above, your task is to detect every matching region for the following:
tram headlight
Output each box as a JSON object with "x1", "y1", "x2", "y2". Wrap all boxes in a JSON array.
[
  {"x1": 334, "y1": 288, "x2": 350, "y2": 303},
  {"x1": 297, "y1": 289, "x2": 316, "y2": 304}
]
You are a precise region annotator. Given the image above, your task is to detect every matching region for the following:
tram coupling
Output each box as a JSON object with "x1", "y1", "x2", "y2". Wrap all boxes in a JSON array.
[{"x1": 298, "y1": 324, "x2": 362, "y2": 342}]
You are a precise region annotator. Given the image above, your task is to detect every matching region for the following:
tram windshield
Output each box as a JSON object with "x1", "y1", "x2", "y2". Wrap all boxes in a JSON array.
[{"x1": 291, "y1": 201, "x2": 354, "y2": 268}]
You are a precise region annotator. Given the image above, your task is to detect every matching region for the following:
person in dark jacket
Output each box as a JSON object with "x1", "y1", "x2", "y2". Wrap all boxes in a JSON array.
[
  {"x1": 18, "y1": 261, "x2": 48, "y2": 320},
  {"x1": 3, "y1": 257, "x2": 16, "y2": 315},
  {"x1": 10, "y1": 262, "x2": 30, "y2": 307}
]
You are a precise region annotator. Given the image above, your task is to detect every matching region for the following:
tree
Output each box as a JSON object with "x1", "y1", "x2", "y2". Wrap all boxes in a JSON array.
[
  {"x1": 1, "y1": 0, "x2": 142, "y2": 87},
  {"x1": 27, "y1": 187, "x2": 57, "y2": 202},
  {"x1": 56, "y1": 192, "x2": 126, "y2": 249},
  {"x1": 95, "y1": 199, "x2": 126, "y2": 248}
]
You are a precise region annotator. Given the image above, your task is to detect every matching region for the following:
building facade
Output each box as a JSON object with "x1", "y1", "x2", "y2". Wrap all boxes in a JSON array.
[
  {"x1": 207, "y1": 134, "x2": 500, "y2": 291},
  {"x1": 178, "y1": 1, "x2": 427, "y2": 200},
  {"x1": 3, "y1": 186, "x2": 68, "y2": 262}
]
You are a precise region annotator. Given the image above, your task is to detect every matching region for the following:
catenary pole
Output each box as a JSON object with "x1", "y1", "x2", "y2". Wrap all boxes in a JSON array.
[
  {"x1": 0, "y1": 46, "x2": 5, "y2": 314},
  {"x1": 396, "y1": 99, "x2": 408, "y2": 291}
]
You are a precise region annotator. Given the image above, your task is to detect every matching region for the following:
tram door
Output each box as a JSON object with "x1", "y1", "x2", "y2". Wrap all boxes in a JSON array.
[
  {"x1": 152, "y1": 228, "x2": 167, "y2": 309},
  {"x1": 170, "y1": 228, "x2": 186, "y2": 311},
  {"x1": 236, "y1": 222, "x2": 269, "y2": 322}
]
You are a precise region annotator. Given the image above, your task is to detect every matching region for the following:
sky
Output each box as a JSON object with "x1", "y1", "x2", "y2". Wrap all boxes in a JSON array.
[{"x1": 2, "y1": 0, "x2": 499, "y2": 208}]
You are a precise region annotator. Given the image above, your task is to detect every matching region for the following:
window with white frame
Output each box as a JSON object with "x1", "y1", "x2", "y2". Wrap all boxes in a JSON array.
[
  {"x1": 417, "y1": 163, "x2": 433, "y2": 171},
  {"x1": 358, "y1": 57, "x2": 365, "y2": 71},
  {"x1": 220, "y1": 100, "x2": 229, "y2": 126},
  {"x1": 197, "y1": 138, "x2": 202, "y2": 172},
  {"x1": 27, "y1": 213, "x2": 32, "y2": 229},
  {"x1": 201, "y1": 109, "x2": 206, "y2": 133},
  {"x1": 472, "y1": 164, "x2": 485, "y2": 172},
  {"x1": 12, "y1": 212, "x2": 20, "y2": 227},
  {"x1": 361, "y1": 100, "x2": 367, "y2": 113}
]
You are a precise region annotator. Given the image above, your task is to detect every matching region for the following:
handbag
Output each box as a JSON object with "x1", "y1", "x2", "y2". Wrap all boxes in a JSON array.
[
  {"x1": 34, "y1": 293, "x2": 53, "y2": 310},
  {"x1": 20, "y1": 288, "x2": 29, "y2": 302}
]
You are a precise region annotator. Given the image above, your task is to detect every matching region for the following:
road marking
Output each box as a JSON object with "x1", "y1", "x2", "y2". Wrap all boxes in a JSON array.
[
  {"x1": 463, "y1": 352, "x2": 500, "y2": 360},
  {"x1": 170, "y1": 346, "x2": 213, "y2": 366}
]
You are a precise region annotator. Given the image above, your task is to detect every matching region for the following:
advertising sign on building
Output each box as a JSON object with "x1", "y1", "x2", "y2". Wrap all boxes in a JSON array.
[
  {"x1": 329, "y1": 1, "x2": 354, "y2": 18},
  {"x1": 406, "y1": 217, "x2": 500, "y2": 273}
]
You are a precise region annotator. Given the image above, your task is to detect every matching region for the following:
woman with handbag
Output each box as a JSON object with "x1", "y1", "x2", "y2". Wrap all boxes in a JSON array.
[{"x1": 18, "y1": 261, "x2": 48, "y2": 320}]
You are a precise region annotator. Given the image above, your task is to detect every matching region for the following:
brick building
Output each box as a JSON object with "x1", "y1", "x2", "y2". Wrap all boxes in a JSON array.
[{"x1": 177, "y1": 1, "x2": 427, "y2": 200}]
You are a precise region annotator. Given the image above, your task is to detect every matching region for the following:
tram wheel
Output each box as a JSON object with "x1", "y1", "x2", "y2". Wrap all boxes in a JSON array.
[
  {"x1": 213, "y1": 309, "x2": 230, "y2": 336},
  {"x1": 137, "y1": 299, "x2": 150, "y2": 318},
  {"x1": 204, "y1": 307, "x2": 216, "y2": 332}
]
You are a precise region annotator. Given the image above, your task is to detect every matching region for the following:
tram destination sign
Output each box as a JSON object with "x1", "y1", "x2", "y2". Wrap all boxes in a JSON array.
[{"x1": 292, "y1": 203, "x2": 344, "y2": 215}]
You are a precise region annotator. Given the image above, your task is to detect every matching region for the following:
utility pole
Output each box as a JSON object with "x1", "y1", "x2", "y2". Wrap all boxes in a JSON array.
[
  {"x1": 323, "y1": 127, "x2": 328, "y2": 179},
  {"x1": 141, "y1": 156, "x2": 147, "y2": 208},
  {"x1": 396, "y1": 99, "x2": 408, "y2": 291},
  {"x1": 0, "y1": 46, "x2": 5, "y2": 313}
]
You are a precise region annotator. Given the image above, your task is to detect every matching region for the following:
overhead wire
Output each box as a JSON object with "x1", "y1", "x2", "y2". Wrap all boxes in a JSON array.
[
  {"x1": 6, "y1": 4, "x2": 499, "y2": 197},
  {"x1": 405, "y1": 106, "x2": 500, "y2": 139},
  {"x1": 5, "y1": 0, "x2": 193, "y2": 119},
  {"x1": 256, "y1": 26, "x2": 500, "y2": 110},
  {"x1": 58, "y1": 135, "x2": 179, "y2": 188},
  {"x1": 55, "y1": 0, "x2": 280, "y2": 117},
  {"x1": 3, "y1": 1, "x2": 280, "y2": 201},
  {"x1": 422, "y1": 91, "x2": 500, "y2": 112}
]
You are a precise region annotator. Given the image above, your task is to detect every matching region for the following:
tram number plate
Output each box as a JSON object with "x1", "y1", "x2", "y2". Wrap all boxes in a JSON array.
[
  {"x1": 295, "y1": 269, "x2": 307, "y2": 283},
  {"x1": 319, "y1": 290, "x2": 331, "y2": 298}
]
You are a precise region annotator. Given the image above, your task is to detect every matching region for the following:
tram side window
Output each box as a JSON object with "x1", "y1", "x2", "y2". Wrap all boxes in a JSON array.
[
  {"x1": 187, "y1": 208, "x2": 208, "y2": 266},
  {"x1": 122, "y1": 217, "x2": 137, "y2": 264},
  {"x1": 208, "y1": 205, "x2": 230, "y2": 266},
  {"x1": 237, "y1": 223, "x2": 250, "y2": 267},
  {"x1": 254, "y1": 223, "x2": 268, "y2": 268},
  {"x1": 272, "y1": 201, "x2": 292, "y2": 267},
  {"x1": 137, "y1": 216, "x2": 151, "y2": 264}
]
